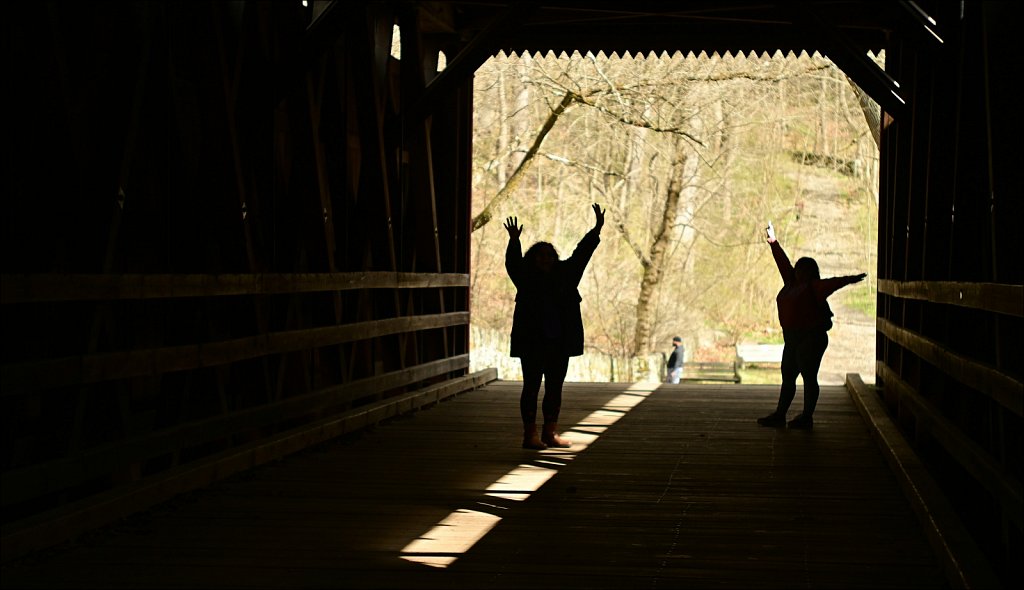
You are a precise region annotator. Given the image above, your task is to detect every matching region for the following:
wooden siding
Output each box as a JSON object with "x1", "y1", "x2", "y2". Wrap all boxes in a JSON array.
[
  {"x1": 3, "y1": 0, "x2": 473, "y2": 557},
  {"x1": 875, "y1": 2, "x2": 1024, "y2": 585}
]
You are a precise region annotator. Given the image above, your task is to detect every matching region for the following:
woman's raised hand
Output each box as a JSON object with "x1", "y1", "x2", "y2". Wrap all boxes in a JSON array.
[
  {"x1": 592, "y1": 203, "x2": 605, "y2": 230},
  {"x1": 504, "y1": 216, "x2": 522, "y2": 239}
]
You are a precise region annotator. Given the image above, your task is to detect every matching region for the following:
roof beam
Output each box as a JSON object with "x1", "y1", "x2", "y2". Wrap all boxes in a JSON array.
[
  {"x1": 783, "y1": 3, "x2": 907, "y2": 118},
  {"x1": 414, "y1": 2, "x2": 538, "y2": 119}
]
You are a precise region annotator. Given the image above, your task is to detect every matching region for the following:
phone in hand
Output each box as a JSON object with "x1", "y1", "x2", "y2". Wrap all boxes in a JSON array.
[{"x1": 766, "y1": 220, "x2": 776, "y2": 241}]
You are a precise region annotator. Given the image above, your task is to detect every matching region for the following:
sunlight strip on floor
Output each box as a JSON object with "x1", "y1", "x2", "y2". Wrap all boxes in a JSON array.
[
  {"x1": 398, "y1": 508, "x2": 503, "y2": 568},
  {"x1": 399, "y1": 383, "x2": 658, "y2": 568}
]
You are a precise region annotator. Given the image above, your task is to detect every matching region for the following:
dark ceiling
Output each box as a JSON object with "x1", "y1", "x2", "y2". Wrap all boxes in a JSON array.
[{"x1": 399, "y1": 1, "x2": 949, "y2": 118}]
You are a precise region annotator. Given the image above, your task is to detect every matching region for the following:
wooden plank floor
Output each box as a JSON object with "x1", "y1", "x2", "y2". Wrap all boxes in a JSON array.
[{"x1": 1, "y1": 382, "x2": 947, "y2": 589}]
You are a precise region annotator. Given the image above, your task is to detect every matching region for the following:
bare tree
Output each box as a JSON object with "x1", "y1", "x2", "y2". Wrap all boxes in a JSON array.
[{"x1": 470, "y1": 50, "x2": 878, "y2": 361}]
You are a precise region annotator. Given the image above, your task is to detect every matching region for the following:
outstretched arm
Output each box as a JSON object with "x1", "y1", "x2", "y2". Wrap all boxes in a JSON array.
[
  {"x1": 815, "y1": 273, "x2": 867, "y2": 299},
  {"x1": 563, "y1": 204, "x2": 604, "y2": 282},
  {"x1": 504, "y1": 216, "x2": 525, "y2": 285},
  {"x1": 766, "y1": 221, "x2": 795, "y2": 284}
]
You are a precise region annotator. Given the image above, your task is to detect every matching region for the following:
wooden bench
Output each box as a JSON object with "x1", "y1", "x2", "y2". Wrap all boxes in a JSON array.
[
  {"x1": 680, "y1": 361, "x2": 741, "y2": 383},
  {"x1": 735, "y1": 343, "x2": 784, "y2": 369}
]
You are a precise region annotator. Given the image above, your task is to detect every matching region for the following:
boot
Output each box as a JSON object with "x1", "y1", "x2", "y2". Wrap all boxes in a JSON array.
[
  {"x1": 541, "y1": 423, "x2": 572, "y2": 448},
  {"x1": 757, "y1": 411, "x2": 786, "y2": 427},
  {"x1": 787, "y1": 414, "x2": 814, "y2": 430},
  {"x1": 522, "y1": 424, "x2": 547, "y2": 450}
]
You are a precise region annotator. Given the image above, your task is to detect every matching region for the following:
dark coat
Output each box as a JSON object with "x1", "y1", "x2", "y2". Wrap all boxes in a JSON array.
[
  {"x1": 769, "y1": 240, "x2": 861, "y2": 331},
  {"x1": 668, "y1": 345, "x2": 685, "y2": 369},
  {"x1": 505, "y1": 228, "x2": 601, "y2": 358}
]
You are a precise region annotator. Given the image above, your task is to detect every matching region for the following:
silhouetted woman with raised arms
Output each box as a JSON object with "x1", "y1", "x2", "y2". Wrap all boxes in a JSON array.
[
  {"x1": 504, "y1": 204, "x2": 604, "y2": 449},
  {"x1": 757, "y1": 221, "x2": 866, "y2": 430}
]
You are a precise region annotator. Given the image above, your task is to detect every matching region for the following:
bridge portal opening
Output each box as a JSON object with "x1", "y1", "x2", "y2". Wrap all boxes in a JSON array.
[{"x1": 468, "y1": 51, "x2": 880, "y2": 386}]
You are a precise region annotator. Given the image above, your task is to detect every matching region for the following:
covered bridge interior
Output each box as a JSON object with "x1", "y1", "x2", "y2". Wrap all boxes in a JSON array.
[{"x1": 2, "y1": 1, "x2": 1021, "y2": 587}]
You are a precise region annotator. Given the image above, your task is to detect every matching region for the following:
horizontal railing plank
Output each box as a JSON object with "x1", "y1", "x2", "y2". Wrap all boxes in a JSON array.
[
  {"x1": 876, "y1": 317, "x2": 1022, "y2": 416},
  {"x1": 1, "y1": 312, "x2": 468, "y2": 395},
  {"x1": 0, "y1": 272, "x2": 469, "y2": 303},
  {"x1": 878, "y1": 279, "x2": 1023, "y2": 317},
  {"x1": 2, "y1": 355, "x2": 471, "y2": 507}
]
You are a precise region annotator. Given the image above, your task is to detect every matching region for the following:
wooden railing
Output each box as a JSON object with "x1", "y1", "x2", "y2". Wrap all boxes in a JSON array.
[
  {"x1": 1, "y1": 271, "x2": 482, "y2": 561},
  {"x1": 875, "y1": 278, "x2": 1023, "y2": 576}
]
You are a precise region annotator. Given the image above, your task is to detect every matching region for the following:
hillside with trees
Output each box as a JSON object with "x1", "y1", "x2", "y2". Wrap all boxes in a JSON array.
[{"x1": 469, "y1": 51, "x2": 879, "y2": 383}]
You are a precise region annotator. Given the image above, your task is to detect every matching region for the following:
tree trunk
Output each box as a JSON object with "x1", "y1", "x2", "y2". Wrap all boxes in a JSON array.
[{"x1": 630, "y1": 148, "x2": 686, "y2": 356}]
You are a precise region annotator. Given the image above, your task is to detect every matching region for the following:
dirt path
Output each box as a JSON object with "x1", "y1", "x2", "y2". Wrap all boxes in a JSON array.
[{"x1": 787, "y1": 168, "x2": 876, "y2": 384}]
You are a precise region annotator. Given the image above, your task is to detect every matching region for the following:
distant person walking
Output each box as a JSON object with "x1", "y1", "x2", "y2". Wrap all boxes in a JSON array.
[
  {"x1": 757, "y1": 221, "x2": 866, "y2": 430},
  {"x1": 504, "y1": 204, "x2": 605, "y2": 449},
  {"x1": 666, "y1": 336, "x2": 685, "y2": 384}
]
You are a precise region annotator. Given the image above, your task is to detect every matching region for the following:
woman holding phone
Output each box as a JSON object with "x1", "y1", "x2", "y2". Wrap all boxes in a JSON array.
[{"x1": 757, "y1": 221, "x2": 866, "y2": 430}]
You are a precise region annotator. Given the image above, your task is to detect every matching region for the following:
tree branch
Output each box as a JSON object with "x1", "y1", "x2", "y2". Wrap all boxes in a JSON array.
[
  {"x1": 470, "y1": 89, "x2": 578, "y2": 232},
  {"x1": 572, "y1": 93, "x2": 705, "y2": 147},
  {"x1": 615, "y1": 216, "x2": 651, "y2": 268}
]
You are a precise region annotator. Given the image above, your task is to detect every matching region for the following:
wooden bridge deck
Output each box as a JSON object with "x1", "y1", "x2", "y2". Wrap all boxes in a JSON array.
[{"x1": 1, "y1": 381, "x2": 947, "y2": 589}]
